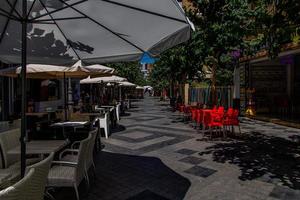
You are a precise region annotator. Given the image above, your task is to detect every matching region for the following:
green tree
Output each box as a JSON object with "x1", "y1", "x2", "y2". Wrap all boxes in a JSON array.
[
  {"x1": 108, "y1": 62, "x2": 147, "y2": 86},
  {"x1": 150, "y1": 0, "x2": 300, "y2": 103},
  {"x1": 252, "y1": 0, "x2": 300, "y2": 57}
]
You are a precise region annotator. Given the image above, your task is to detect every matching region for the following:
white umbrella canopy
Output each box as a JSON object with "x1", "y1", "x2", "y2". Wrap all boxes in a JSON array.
[
  {"x1": 80, "y1": 75, "x2": 127, "y2": 84},
  {"x1": 119, "y1": 81, "x2": 136, "y2": 87},
  {"x1": 0, "y1": 0, "x2": 192, "y2": 177},
  {"x1": 0, "y1": 64, "x2": 68, "y2": 78},
  {"x1": 144, "y1": 85, "x2": 153, "y2": 90},
  {"x1": 0, "y1": 61, "x2": 114, "y2": 78},
  {"x1": 66, "y1": 60, "x2": 115, "y2": 77},
  {"x1": 0, "y1": 0, "x2": 192, "y2": 65},
  {"x1": 136, "y1": 86, "x2": 144, "y2": 90}
]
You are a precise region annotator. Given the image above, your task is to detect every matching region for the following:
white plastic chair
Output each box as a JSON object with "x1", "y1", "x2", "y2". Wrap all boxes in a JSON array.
[
  {"x1": 116, "y1": 103, "x2": 121, "y2": 121},
  {"x1": 99, "y1": 112, "x2": 109, "y2": 139}
]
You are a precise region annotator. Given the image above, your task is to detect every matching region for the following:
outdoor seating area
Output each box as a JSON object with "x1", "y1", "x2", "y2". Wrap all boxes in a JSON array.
[
  {"x1": 0, "y1": 123, "x2": 102, "y2": 200},
  {"x1": 0, "y1": 0, "x2": 299, "y2": 199},
  {"x1": 176, "y1": 104, "x2": 241, "y2": 139}
]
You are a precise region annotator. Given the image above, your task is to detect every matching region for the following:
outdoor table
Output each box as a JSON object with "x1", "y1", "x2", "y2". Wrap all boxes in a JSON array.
[
  {"x1": 51, "y1": 121, "x2": 89, "y2": 138},
  {"x1": 7, "y1": 140, "x2": 69, "y2": 157}
]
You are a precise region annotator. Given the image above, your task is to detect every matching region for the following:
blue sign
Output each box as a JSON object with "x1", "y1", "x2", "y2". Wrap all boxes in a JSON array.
[{"x1": 140, "y1": 52, "x2": 158, "y2": 64}]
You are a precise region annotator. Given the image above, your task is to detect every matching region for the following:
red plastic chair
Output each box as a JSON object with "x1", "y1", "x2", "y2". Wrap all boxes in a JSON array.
[
  {"x1": 208, "y1": 111, "x2": 224, "y2": 139},
  {"x1": 179, "y1": 105, "x2": 185, "y2": 112},
  {"x1": 200, "y1": 109, "x2": 213, "y2": 135},
  {"x1": 212, "y1": 106, "x2": 217, "y2": 112},
  {"x1": 191, "y1": 109, "x2": 197, "y2": 120},
  {"x1": 183, "y1": 106, "x2": 192, "y2": 121},
  {"x1": 191, "y1": 108, "x2": 198, "y2": 127},
  {"x1": 224, "y1": 109, "x2": 241, "y2": 135},
  {"x1": 196, "y1": 109, "x2": 203, "y2": 129},
  {"x1": 217, "y1": 106, "x2": 224, "y2": 114}
]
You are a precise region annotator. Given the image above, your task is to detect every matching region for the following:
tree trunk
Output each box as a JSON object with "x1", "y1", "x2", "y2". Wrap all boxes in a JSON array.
[{"x1": 211, "y1": 62, "x2": 217, "y2": 107}]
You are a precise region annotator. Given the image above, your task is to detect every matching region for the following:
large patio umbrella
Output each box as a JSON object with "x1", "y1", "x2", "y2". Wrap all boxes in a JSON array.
[{"x1": 0, "y1": 0, "x2": 192, "y2": 177}]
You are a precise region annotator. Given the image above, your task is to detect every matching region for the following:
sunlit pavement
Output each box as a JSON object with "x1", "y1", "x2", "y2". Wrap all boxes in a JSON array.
[{"x1": 56, "y1": 96, "x2": 300, "y2": 200}]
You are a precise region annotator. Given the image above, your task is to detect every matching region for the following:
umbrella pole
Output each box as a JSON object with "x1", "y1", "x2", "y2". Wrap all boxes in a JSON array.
[
  {"x1": 119, "y1": 86, "x2": 122, "y2": 102},
  {"x1": 64, "y1": 72, "x2": 67, "y2": 121},
  {"x1": 20, "y1": 0, "x2": 27, "y2": 178}
]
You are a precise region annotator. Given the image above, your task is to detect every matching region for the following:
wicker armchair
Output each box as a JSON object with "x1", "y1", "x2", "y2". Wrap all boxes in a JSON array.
[
  {"x1": 0, "y1": 153, "x2": 54, "y2": 200},
  {"x1": 0, "y1": 129, "x2": 40, "y2": 185},
  {"x1": 0, "y1": 129, "x2": 21, "y2": 168},
  {"x1": 47, "y1": 134, "x2": 91, "y2": 200},
  {"x1": 59, "y1": 130, "x2": 97, "y2": 187}
]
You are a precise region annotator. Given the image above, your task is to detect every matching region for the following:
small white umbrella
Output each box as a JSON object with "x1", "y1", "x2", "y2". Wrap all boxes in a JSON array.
[
  {"x1": 119, "y1": 81, "x2": 136, "y2": 87},
  {"x1": 0, "y1": 61, "x2": 114, "y2": 78},
  {"x1": 80, "y1": 75, "x2": 127, "y2": 84},
  {"x1": 136, "y1": 86, "x2": 144, "y2": 90},
  {"x1": 66, "y1": 60, "x2": 115, "y2": 77}
]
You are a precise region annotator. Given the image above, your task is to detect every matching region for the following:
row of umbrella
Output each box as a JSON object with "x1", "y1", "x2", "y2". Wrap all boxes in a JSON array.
[
  {"x1": 0, "y1": 0, "x2": 193, "y2": 176},
  {"x1": 0, "y1": 60, "x2": 114, "y2": 79}
]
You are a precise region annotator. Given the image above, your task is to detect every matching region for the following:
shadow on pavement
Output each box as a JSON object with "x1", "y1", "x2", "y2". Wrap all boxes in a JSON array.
[
  {"x1": 198, "y1": 132, "x2": 300, "y2": 189},
  {"x1": 53, "y1": 152, "x2": 191, "y2": 200},
  {"x1": 87, "y1": 151, "x2": 191, "y2": 200}
]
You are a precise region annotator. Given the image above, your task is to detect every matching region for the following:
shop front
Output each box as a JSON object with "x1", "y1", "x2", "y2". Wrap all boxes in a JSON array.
[{"x1": 237, "y1": 48, "x2": 300, "y2": 123}]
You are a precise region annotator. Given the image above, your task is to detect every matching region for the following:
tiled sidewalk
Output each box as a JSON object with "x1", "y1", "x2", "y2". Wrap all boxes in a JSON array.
[{"x1": 60, "y1": 97, "x2": 300, "y2": 200}]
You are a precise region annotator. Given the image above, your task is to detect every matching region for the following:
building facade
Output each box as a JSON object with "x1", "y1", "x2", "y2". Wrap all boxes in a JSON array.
[{"x1": 236, "y1": 44, "x2": 300, "y2": 122}]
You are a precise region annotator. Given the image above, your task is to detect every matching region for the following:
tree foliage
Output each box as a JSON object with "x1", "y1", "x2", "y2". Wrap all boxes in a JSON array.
[
  {"x1": 108, "y1": 62, "x2": 146, "y2": 86},
  {"x1": 150, "y1": 0, "x2": 300, "y2": 95}
]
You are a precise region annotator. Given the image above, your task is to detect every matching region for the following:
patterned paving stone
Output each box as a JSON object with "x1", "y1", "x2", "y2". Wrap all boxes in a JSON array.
[
  {"x1": 122, "y1": 132, "x2": 153, "y2": 139},
  {"x1": 54, "y1": 96, "x2": 300, "y2": 200},
  {"x1": 103, "y1": 125, "x2": 193, "y2": 155},
  {"x1": 184, "y1": 166, "x2": 217, "y2": 178},
  {"x1": 176, "y1": 148, "x2": 198, "y2": 155},
  {"x1": 179, "y1": 156, "x2": 205, "y2": 165},
  {"x1": 128, "y1": 116, "x2": 164, "y2": 122},
  {"x1": 269, "y1": 186, "x2": 300, "y2": 200}
]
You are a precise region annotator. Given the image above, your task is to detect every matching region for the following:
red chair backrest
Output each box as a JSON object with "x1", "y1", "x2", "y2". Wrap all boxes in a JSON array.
[
  {"x1": 227, "y1": 108, "x2": 234, "y2": 115},
  {"x1": 191, "y1": 109, "x2": 197, "y2": 120},
  {"x1": 184, "y1": 106, "x2": 190, "y2": 113},
  {"x1": 212, "y1": 106, "x2": 217, "y2": 112},
  {"x1": 196, "y1": 109, "x2": 203, "y2": 123},
  {"x1": 233, "y1": 109, "x2": 239, "y2": 118},
  {"x1": 218, "y1": 106, "x2": 224, "y2": 113},
  {"x1": 179, "y1": 105, "x2": 184, "y2": 112}
]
